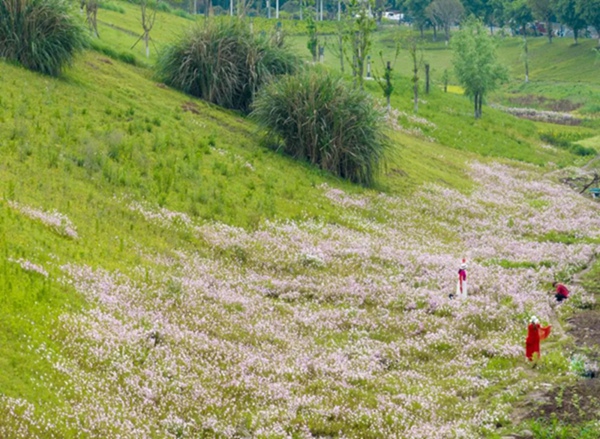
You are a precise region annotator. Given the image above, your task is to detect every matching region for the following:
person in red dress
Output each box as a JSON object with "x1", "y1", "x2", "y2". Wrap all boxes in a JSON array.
[
  {"x1": 552, "y1": 282, "x2": 569, "y2": 302},
  {"x1": 525, "y1": 316, "x2": 551, "y2": 361}
]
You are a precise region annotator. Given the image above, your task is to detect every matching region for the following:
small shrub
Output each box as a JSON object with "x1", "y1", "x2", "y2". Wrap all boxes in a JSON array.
[
  {"x1": 252, "y1": 67, "x2": 388, "y2": 186},
  {"x1": 156, "y1": 19, "x2": 298, "y2": 113},
  {"x1": 0, "y1": 0, "x2": 87, "y2": 76}
]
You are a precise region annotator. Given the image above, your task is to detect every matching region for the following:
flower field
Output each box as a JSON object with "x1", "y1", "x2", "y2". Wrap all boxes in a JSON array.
[{"x1": 1, "y1": 160, "x2": 598, "y2": 438}]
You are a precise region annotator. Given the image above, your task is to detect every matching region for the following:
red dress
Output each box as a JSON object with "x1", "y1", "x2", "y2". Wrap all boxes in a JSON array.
[{"x1": 525, "y1": 323, "x2": 551, "y2": 360}]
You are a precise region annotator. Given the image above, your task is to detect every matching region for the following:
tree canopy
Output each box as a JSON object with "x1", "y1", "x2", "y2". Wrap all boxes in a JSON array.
[{"x1": 452, "y1": 18, "x2": 507, "y2": 118}]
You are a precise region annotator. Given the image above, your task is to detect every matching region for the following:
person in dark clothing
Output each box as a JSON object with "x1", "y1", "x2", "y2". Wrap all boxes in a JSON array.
[{"x1": 552, "y1": 282, "x2": 569, "y2": 302}]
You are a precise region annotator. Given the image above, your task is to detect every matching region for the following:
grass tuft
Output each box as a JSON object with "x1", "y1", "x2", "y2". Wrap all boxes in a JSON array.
[
  {"x1": 252, "y1": 67, "x2": 389, "y2": 186},
  {"x1": 156, "y1": 19, "x2": 298, "y2": 113},
  {"x1": 0, "y1": 0, "x2": 87, "y2": 76}
]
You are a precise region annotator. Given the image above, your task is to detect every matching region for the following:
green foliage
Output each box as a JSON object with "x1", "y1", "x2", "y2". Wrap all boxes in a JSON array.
[
  {"x1": 552, "y1": 0, "x2": 586, "y2": 43},
  {"x1": 527, "y1": 417, "x2": 600, "y2": 439},
  {"x1": 576, "y1": 0, "x2": 600, "y2": 45},
  {"x1": 156, "y1": 19, "x2": 298, "y2": 113},
  {"x1": 0, "y1": 0, "x2": 88, "y2": 76},
  {"x1": 98, "y1": 0, "x2": 125, "y2": 13},
  {"x1": 252, "y1": 67, "x2": 388, "y2": 186},
  {"x1": 344, "y1": 0, "x2": 377, "y2": 88},
  {"x1": 539, "y1": 130, "x2": 596, "y2": 156},
  {"x1": 452, "y1": 17, "x2": 507, "y2": 118},
  {"x1": 90, "y1": 38, "x2": 141, "y2": 65}
]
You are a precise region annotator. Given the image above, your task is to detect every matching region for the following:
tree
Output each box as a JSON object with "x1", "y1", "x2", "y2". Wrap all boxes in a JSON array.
[
  {"x1": 404, "y1": 0, "x2": 431, "y2": 37},
  {"x1": 345, "y1": 0, "x2": 377, "y2": 89},
  {"x1": 306, "y1": 7, "x2": 318, "y2": 62},
  {"x1": 528, "y1": 0, "x2": 554, "y2": 42},
  {"x1": 552, "y1": 0, "x2": 585, "y2": 44},
  {"x1": 425, "y1": 0, "x2": 464, "y2": 43},
  {"x1": 132, "y1": 0, "x2": 159, "y2": 58},
  {"x1": 576, "y1": 0, "x2": 600, "y2": 47},
  {"x1": 374, "y1": 36, "x2": 401, "y2": 112},
  {"x1": 83, "y1": 0, "x2": 99, "y2": 37},
  {"x1": 504, "y1": 0, "x2": 533, "y2": 36},
  {"x1": 406, "y1": 36, "x2": 422, "y2": 113},
  {"x1": 452, "y1": 18, "x2": 507, "y2": 118}
]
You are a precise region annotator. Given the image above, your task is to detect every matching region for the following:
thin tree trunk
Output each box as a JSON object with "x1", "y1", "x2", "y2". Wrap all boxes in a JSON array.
[
  {"x1": 425, "y1": 63, "x2": 430, "y2": 94},
  {"x1": 574, "y1": 28, "x2": 578, "y2": 45},
  {"x1": 338, "y1": 33, "x2": 344, "y2": 72},
  {"x1": 144, "y1": 32, "x2": 149, "y2": 58},
  {"x1": 523, "y1": 35, "x2": 529, "y2": 83},
  {"x1": 547, "y1": 20, "x2": 552, "y2": 43},
  {"x1": 414, "y1": 81, "x2": 418, "y2": 113},
  {"x1": 276, "y1": 0, "x2": 279, "y2": 18},
  {"x1": 337, "y1": 0, "x2": 340, "y2": 21}
]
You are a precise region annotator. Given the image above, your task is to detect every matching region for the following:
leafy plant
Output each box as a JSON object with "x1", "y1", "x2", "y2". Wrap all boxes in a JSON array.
[
  {"x1": 156, "y1": 19, "x2": 298, "y2": 113},
  {"x1": 252, "y1": 67, "x2": 388, "y2": 186},
  {"x1": 0, "y1": 0, "x2": 87, "y2": 75}
]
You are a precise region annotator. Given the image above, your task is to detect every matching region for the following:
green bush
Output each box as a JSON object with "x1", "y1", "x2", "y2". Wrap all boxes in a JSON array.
[
  {"x1": 0, "y1": 0, "x2": 87, "y2": 76},
  {"x1": 252, "y1": 68, "x2": 388, "y2": 186},
  {"x1": 156, "y1": 19, "x2": 297, "y2": 113}
]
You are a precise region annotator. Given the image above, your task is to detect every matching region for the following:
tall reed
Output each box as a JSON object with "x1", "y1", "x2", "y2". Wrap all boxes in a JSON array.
[
  {"x1": 252, "y1": 67, "x2": 388, "y2": 186},
  {"x1": 0, "y1": 0, "x2": 87, "y2": 76},
  {"x1": 156, "y1": 19, "x2": 298, "y2": 113}
]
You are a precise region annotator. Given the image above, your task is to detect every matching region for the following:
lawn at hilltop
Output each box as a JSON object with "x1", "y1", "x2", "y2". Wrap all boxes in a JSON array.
[{"x1": 1, "y1": 7, "x2": 600, "y2": 438}]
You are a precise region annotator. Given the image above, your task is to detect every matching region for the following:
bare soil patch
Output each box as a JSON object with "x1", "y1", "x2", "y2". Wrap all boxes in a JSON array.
[
  {"x1": 567, "y1": 310, "x2": 600, "y2": 350},
  {"x1": 533, "y1": 379, "x2": 600, "y2": 424}
]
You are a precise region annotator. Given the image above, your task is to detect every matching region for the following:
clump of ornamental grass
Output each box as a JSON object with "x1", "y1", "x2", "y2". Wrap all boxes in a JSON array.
[
  {"x1": 0, "y1": 0, "x2": 87, "y2": 76},
  {"x1": 252, "y1": 67, "x2": 388, "y2": 186},
  {"x1": 156, "y1": 19, "x2": 298, "y2": 113}
]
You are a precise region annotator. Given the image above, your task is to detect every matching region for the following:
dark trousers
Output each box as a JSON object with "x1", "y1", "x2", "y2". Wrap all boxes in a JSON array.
[{"x1": 555, "y1": 293, "x2": 567, "y2": 302}]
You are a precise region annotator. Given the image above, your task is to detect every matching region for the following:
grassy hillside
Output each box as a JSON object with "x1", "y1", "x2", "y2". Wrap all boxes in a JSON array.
[{"x1": 1, "y1": 6, "x2": 600, "y2": 438}]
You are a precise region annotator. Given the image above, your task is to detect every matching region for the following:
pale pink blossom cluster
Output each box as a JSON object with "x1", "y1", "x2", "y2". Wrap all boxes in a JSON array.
[
  {"x1": 3, "y1": 162, "x2": 599, "y2": 438},
  {"x1": 8, "y1": 258, "x2": 49, "y2": 277},
  {"x1": 8, "y1": 201, "x2": 78, "y2": 239}
]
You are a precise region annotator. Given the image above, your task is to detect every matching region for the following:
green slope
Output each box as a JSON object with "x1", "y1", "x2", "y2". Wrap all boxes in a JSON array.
[{"x1": 1, "y1": 8, "x2": 600, "y2": 438}]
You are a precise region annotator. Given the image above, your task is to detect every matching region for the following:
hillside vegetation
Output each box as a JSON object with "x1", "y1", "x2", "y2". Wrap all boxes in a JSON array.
[{"x1": 1, "y1": 2, "x2": 600, "y2": 438}]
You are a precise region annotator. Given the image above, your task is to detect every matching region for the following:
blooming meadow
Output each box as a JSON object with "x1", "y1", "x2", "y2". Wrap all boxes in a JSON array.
[{"x1": 1, "y1": 161, "x2": 599, "y2": 438}]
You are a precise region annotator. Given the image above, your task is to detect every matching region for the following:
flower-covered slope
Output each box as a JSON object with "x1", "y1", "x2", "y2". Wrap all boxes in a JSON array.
[{"x1": 2, "y1": 162, "x2": 599, "y2": 438}]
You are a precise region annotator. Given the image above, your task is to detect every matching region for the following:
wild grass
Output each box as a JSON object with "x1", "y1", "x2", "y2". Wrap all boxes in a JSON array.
[
  {"x1": 156, "y1": 19, "x2": 298, "y2": 113},
  {"x1": 0, "y1": 0, "x2": 87, "y2": 75},
  {"x1": 253, "y1": 67, "x2": 388, "y2": 185}
]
